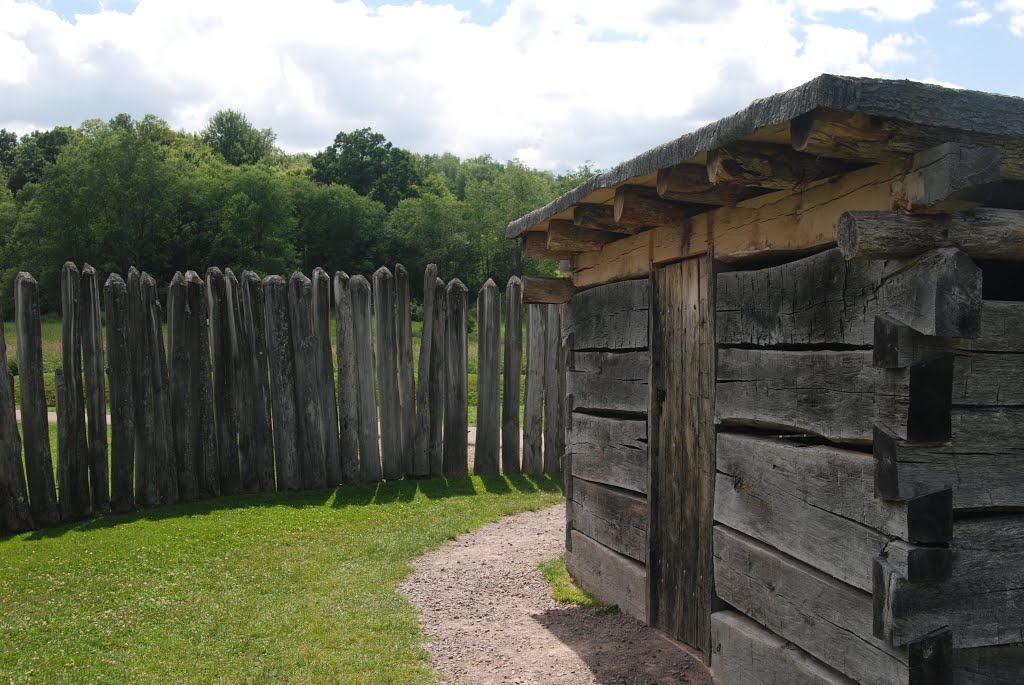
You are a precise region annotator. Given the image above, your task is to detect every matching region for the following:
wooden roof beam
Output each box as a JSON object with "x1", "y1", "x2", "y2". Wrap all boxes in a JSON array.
[
  {"x1": 656, "y1": 164, "x2": 767, "y2": 206},
  {"x1": 522, "y1": 276, "x2": 576, "y2": 304},
  {"x1": 573, "y1": 204, "x2": 638, "y2": 234},
  {"x1": 522, "y1": 232, "x2": 573, "y2": 261},
  {"x1": 614, "y1": 185, "x2": 705, "y2": 229},
  {"x1": 707, "y1": 141, "x2": 862, "y2": 191},
  {"x1": 546, "y1": 220, "x2": 620, "y2": 253}
]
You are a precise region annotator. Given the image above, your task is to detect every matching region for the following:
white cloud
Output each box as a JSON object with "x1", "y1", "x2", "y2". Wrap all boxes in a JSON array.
[
  {"x1": 797, "y1": 0, "x2": 935, "y2": 22},
  {"x1": 955, "y1": 10, "x2": 992, "y2": 24},
  {"x1": 922, "y1": 76, "x2": 964, "y2": 89},
  {"x1": 998, "y1": 0, "x2": 1024, "y2": 35},
  {"x1": 870, "y1": 33, "x2": 919, "y2": 66},
  {"x1": 957, "y1": 0, "x2": 979, "y2": 8}
]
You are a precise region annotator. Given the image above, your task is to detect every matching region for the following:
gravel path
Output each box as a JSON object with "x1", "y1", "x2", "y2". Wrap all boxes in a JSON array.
[{"x1": 399, "y1": 504, "x2": 713, "y2": 685}]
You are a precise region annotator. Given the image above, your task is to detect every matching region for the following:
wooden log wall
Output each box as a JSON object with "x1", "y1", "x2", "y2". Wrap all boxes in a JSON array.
[{"x1": 561, "y1": 278, "x2": 649, "y2": 623}]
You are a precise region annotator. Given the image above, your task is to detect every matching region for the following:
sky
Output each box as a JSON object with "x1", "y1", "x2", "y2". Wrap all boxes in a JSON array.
[{"x1": 1, "y1": 0, "x2": 1023, "y2": 172}]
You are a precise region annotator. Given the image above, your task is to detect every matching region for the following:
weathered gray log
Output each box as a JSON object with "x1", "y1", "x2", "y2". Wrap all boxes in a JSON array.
[
  {"x1": 543, "y1": 304, "x2": 564, "y2": 474},
  {"x1": 289, "y1": 272, "x2": 326, "y2": 489},
  {"x1": 522, "y1": 304, "x2": 545, "y2": 475},
  {"x1": 567, "y1": 350, "x2": 649, "y2": 416},
  {"x1": 0, "y1": 300, "x2": 32, "y2": 532},
  {"x1": 186, "y1": 272, "x2": 219, "y2": 498},
  {"x1": 223, "y1": 269, "x2": 258, "y2": 493},
  {"x1": 206, "y1": 267, "x2": 241, "y2": 495},
  {"x1": 568, "y1": 413, "x2": 646, "y2": 494},
  {"x1": 546, "y1": 220, "x2": 620, "y2": 252},
  {"x1": 395, "y1": 264, "x2": 415, "y2": 476},
  {"x1": 350, "y1": 275, "x2": 381, "y2": 482},
  {"x1": 333, "y1": 272, "x2": 360, "y2": 483},
  {"x1": 521, "y1": 276, "x2": 576, "y2": 304},
  {"x1": 573, "y1": 203, "x2": 635, "y2": 233},
  {"x1": 143, "y1": 273, "x2": 177, "y2": 506},
  {"x1": 656, "y1": 163, "x2": 766, "y2": 206},
  {"x1": 311, "y1": 267, "x2": 341, "y2": 486},
  {"x1": 707, "y1": 140, "x2": 859, "y2": 190},
  {"x1": 878, "y1": 248, "x2": 981, "y2": 338},
  {"x1": 371, "y1": 267, "x2": 401, "y2": 480},
  {"x1": 614, "y1": 185, "x2": 690, "y2": 228},
  {"x1": 263, "y1": 276, "x2": 300, "y2": 491},
  {"x1": 240, "y1": 271, "x2": 275, "y2": 492},
  {"x1": 522, "y1": 233, "x2": 574, "y2": 261},
  {"x1": 127, "y1": 267, "x2": 146, "y2": 505},
  {"x1": 874, "y1": 515, "x2": 1024, "y2": 649},
  {"x1": 412, "y1": 264, "x2": 438, "y2": 478},
  {"x1": 167, "y1": 272, "x2": 199, "y2": 501},
  {"x1": 710, "y1": 611, "x2": 859, "y2": 685},
  {"x1": 14, "y1": 273, "x2": 59, "y2": 524},
  {"x1": 953, "y1": 644, "x2": 1024, "y2": 683},
  {"x1": 474, "y1": 279, "x2": 500, "y2": 476},
  {"x1": 881, "y1": 540, "x2": 953, "y2": 583},
  {"x1": 501, "y1": 276, "x2": 523, "y2": 475},
  {"x1": 59, "y1": 262, "x2": 91, "y2": 519},
  {"x1": 839, "y1": 208, "x2": 1024, "y2": 261},
  {"x1": 80, "y1": 264, "x2": 108, "y2": 511},
  {"x1": 54, "y1": 368, "x2": 70, "y2": 515},
  {"x1": 714, "y1": 525, "x2": 932, "y2": 685},
  {"x1": 443, "y1": 279, "x2": 469, "y2": 477},
  {"x1": 103, "y1": 274, "x2": 135, "y2": 511},
  {"x1": 570, "y1": 477, "x2": 647, "y2": 561},
  {"x1": 561, "y1": 279, "x2": 648, "y2": 350},
  {"x1": 566, "y1": 530, "x2": 647, "y2": 622},
  {"x1": 428, "y1": 276, "x2": 446, "y2": 477},
  {"x1": 893, "y1": 142, "x2": 1024, "y2": 213}
]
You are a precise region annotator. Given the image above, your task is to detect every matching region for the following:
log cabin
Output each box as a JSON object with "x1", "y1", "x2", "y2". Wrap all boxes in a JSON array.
[{"x1": 507, "y1": 74, "x2": 1024, "y2": 685}]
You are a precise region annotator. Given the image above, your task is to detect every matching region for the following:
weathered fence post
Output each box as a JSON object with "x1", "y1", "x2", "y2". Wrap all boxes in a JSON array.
[
  {"x1": 502, "y1": 276, "x2": 523, "y2": 475},
  {"x1": 475, "y1": 279, "x2": 501, "y2": 476},
  {"x1": 543, "y1": 304, "x2": 565, "y2": 474},
  {"x1": 263, "y1": 275, "x2": 300, "y2": 491},
  {"x1": 188, "y1": 272, "x2": 219, "y2": 498},
  {"x1": 522, "y1": 304, "x2": 545, "y2": 475},
  {"x1": 81, "y1": 264, "x2": 108, "y2": 511},
  {"x1": 429, "y1": 276, "x2": 446, "y2": 478},
  {"x1": 225, "y1": 269, "x2": 258, "y2": 493},
  {"x1": 241, "y1": 271, "x2": 275, "y2": 492},
  {"x1": 373, "y1": 267, "x2": 402, "y2": 480},
  {"x1": 127, "y1": 266, "x2": 145, "y2": 505},
  {"x1": 350, "y1": 275, "x2": 382, "y2": 482},
  {"x1": 395, "y1": 264, "x2": 415, "y2": 476},
  {"x1": 206, "y1": 267, "x2": 241, "y2": 495},
  {"x1": 443, "y1": 279, "x2": 469, "y2": 477},
  {"x1": 104, "y1": 274, "x2": 135, "y2": 512},
  {"x1": 412, "y1": 264, "x2": 438, "y2": 478},
  {"x1": 312, "y1": 267, "x2": 341, "y2": 487},
  {"x1": 333, "y1": 272, "x2": 360, "y2": 483},
  {"x1": 168, "y1": 272, "x2": 199, "y2": 501},
  {"x1": 144, "y1": 272, "x2": 177, "y2": 506},
  {"x1": 289, "y1": 272, "x2": 327, "y2": 490},
  {"x1": 0, "y1": 300, "x2": 33, "y2": 533},
  {"x1": 60, "y1": 262, "x2": 91, "y2": 518}
]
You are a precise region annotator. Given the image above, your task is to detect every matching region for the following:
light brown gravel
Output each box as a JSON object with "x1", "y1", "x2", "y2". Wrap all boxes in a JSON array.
[{"x1": 399, "y1": 504, "x2": 713, "y2": 685}]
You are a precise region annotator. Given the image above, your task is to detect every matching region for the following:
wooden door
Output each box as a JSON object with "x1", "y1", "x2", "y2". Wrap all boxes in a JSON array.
[{"x1": 648, "y1": 254, "x2": 716, "y2": 657}]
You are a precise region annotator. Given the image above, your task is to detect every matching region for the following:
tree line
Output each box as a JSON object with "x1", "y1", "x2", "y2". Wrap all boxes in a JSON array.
[{"x1": 0, "y1": 110, "x2": 595, "y2": 312}]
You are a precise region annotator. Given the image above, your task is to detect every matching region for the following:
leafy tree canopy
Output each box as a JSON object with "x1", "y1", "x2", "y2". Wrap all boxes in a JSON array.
[
  {"x1": 201, "y1": 109, "x2": 277, "y2": 166},
  {"x1": 311, "y1": 127, "x2": 422, "y2": 210}
]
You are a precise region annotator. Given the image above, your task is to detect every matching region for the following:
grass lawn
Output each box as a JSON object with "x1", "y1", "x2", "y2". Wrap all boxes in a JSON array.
[{"x1": 0, "y1": 474, "x2": 564, "y2": 684}]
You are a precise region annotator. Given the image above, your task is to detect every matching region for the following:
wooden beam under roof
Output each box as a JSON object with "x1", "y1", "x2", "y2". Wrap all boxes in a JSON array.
[
  {"x1": 573, "y1": 204, "x2": 637, "y2": 233},
  {"x1": 656, "y1": 164, "x2": 766, "y2": 206},
  {"x1": 706, "y1": 140, "x2": 862, "y2": 190},
  {"x1": 614, "y1": 185, "x2": 705, "y2": 229},
  {"x1": 546, "y1": 220, "x2": 620, "y2": 253},
  {"x1": 522, "y1": 232, "x2": 574, "y2": 261},
  {"x1": 522, "y1": 276, "x2": 576, "y2": 304}
]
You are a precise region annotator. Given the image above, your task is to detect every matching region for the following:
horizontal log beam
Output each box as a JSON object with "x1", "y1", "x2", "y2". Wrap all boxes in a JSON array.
[
  {"x1": 521, "y1": 276, "x2": 576, "y2": 304},
  {"x1": 546, "y1": 219, "x2": 620, "y2": 253},
  {"x1": 562, "y1": 278, "x2": 649, "y2": 351},
  {"x1": 613, "y1": 185, "x2": 695, "y2": 229},
  {"x1": 522, "y1": 232, "x2": 574, "y2": 261},
  {"x1": 707, "y1": 140, "x2": 860, "y2": 190},
  {"x1": 878, "y1": 247, "x2": 981, "y2": 338},
  {"x1": 894, "y1": 143, "x2": 1024, "y2": 213},
  {"x1": 656, "y1": 163, "x2": 764, "y2": 206},
  {"x1": 566, "y1": 530, "x2": 647, "y2": 621},
  {"x1": 572, "y1": 203, "x2": 637, "y2": 234}
]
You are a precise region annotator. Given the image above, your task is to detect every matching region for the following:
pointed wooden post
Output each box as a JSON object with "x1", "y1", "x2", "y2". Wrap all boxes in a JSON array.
[
  {"x1": 543, "y1": 304, "x2": 565, "y2": 474},
  {"x1": 225, "y1": 268, "x2": 258, "y2": 494},
  {"x1": 351, "y1": 275, "x2": 382, "y2": 482},
  {"x1": 144, "y1": 272, "x2": 177, "y2": 506},
  {"x1": 206, "y1": 267, "x2": 241, "y2": 495},
  {"x1": 81, "y1": 264, "x2": 108, "y2": 511},
  {"x1": 241, "y1": 271, "x2": 275, "y2": 492},
  {"x1": 412, "y1": 264, "x2": 438, "y2": 478},
  {"x1": 443, "y1": 279, "x2": 469, "y2": 477},
  {"x1": 289, "y1": 272, "x2": 327, "y2": 490},
  {"x1": 187, "y1": 272, "x2": 219, "y2": 498},
  {"x1": 429, "y1": 276, "x2": 446, "y2": 478},
  {"x1": 475, "y1": 279, "x2": 500, "y2": 476},
  {"x1": 312, "y1": 267, "x2": 341, "y2": 486},
  {"x1": 104, "y1": 274, "x2": 135, "y2": 512},
  {"x1": 502, "y1": 276, "x2": 523, "y2": 475},
  {"x1": 395, "y1": 264, "x2": 415, "y2": 476},
  {"x1": 0, "y1": 300, "x2": 33, "y2": 533},
  {"x1": 333, "y1": 272, "x2": 360, "y2": 483},
  {"x1": 523, "y1": 304, "x2": 545, "y2": 475},
  {"x1": 59, "y1": 262, "x2": 91, "y2": 519},
  {"x1": 168, "y1": 272, "x2": 199, "y2": 501},
  {"x1": 263, "y1": 275, "x2": 301, "y2": 491},
  {"x1": 127, "y1": 267, "x2": 145, "y2": 506},
  {"x1": 373, "y1": 267, "x2": 402, "y2": 480}
]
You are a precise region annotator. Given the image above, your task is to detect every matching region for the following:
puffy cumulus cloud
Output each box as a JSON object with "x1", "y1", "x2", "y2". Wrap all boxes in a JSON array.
[
  {"x1": 0, "y1": 0, "x2": 931, "y2": 170},
  {"x1": 796, "y1": 0, "x2": 935, "y2": 22},
  {"x1": 870, "y1": 33, "x2": 920, "y2": 66},
  {"x1": 998, "y1": 0, "x2": 1024, "y2": 35},
  {"x1": 954, "y1": 11, "x2": 992, "y2": 25}
]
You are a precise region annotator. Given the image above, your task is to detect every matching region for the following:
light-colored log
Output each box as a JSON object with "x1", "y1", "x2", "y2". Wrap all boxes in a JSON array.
[
  {"x1": 373, "y1": 267, "x2": 402, "y2": 480},
  {"x1": 522, "y1": 276, "x2": 576, "y2": 304},
  {"x1": 522, "y1": 304, "x2": 545, "y2": 475},
  {"x1": 395, "y1": 264, "x2": 415, "y2": 476},
  {"x1": 474, "y1": 279, "x2": 500, "y2": 476},
  {"x1": 80, "y1": 264, "x2": 108, "y2": 511},
  {"x1": 312, "y1": 267, "x2": 341, "y2": 487},
  {"x1": 546, "y1": 220, "x2": 619, "y2": 253},
  {"x1": 263, "y1": 275, "x2": 301, "y2": 490},
  {"x1": 350, "y1": 275, "x2": 382, "y2": 482},
  {"x1": 333, "y1": 272, "x2": 361, "y2": 483},
  {"x1": 613, "y1": 185, "x2": 690, "y2": 228},
  {"x1": 443, "y1": 279, "x2": 469, "y2": 477},
  {"x1": 501, "y1": 276, "x2": 523, "y2": 475}
]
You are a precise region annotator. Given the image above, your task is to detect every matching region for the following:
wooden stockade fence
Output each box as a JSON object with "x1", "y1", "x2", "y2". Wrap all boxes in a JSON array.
[{"x1": 0, "y1": 262, "x2": 566, "y2": 534}]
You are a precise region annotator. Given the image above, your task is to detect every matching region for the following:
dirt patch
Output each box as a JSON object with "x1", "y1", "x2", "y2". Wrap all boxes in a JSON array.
[{"x1": 399, "y1": 504, "x2": 713, "y2": 685}]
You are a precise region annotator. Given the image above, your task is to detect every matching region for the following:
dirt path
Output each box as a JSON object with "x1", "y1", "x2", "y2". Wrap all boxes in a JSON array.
[{"x1": 399, "y1": 504, "x2": 713, "y2": 685}]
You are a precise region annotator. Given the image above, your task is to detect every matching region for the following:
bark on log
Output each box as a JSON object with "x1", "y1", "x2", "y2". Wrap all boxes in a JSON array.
[
  {"x1": 312, "y1": 267, "x2": 341, "y2": 486},
  {"x1": 241, "y1": 271, "x2": 275, "y2": 492},
  {"x1": 333, "y1": 272, "x2": 360, "y2": 483},
  {"x1": 59, "y1": 262, "x2": 91, "y2": 519},
  {"x1": 0, "y1": 300, "x2": 32, "y2": 532},
  {"x1": 443, "y1": 279, "x2": 469, "y2": 477},
  {"x1": 289, "y1": 272, "x2": 327, "y2": 489},
  {"x1": 412, "y1": 264, "x2": 438, "y2": 478},
  {"x1": 429, "y1": 276, "x2": 446, "y2": 477},
  {"x1": 395, "y1": 264, "x2": 415, "y2": 476},
  {"x1": 167, "y1": 272, "x2": 199, "y2": 501},
  {"x1": 543, "y1": 304, "x2": 564, "y2": 474},
  {"x1": 80, "y1": 264, "x2": 108, "y2": 511},
  {"x1": 263, "y1": 275, "x2": 301, "y2": 491},
  {"x1": 206, "y1": 267, "x2": 241, "y2": 495},
  {"x1": 474, "y1": 279, "x2": 501, "y2": 476},
  {"x1": 350, "y1": 275, "x2": 382, "y2": 482},
  {"x1": 372, "y1": 267, "x2": 402, "y2": 480},
  {"x1": 501, "y1": 276, "x2": 523, "y2": 475},
  {"x1": 522, "y1": 304, "x2": 545, "y2": 475},
  {"x1": 103, "y1": 274, "x2": 136, "y2": 512}
]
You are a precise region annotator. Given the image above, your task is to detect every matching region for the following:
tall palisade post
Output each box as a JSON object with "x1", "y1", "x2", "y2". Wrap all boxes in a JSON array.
[
  {"x1": 80, "y1": 264, "x2": 108, "y2": 511},
  {"x1": 59, "y1": 262, "x2": 91, "y2": 518},
  {"x1": 350, "y1": 275, "x2": 381, "y2": 482},
  {"x1": 373, "y1": 267, "x2": 402, "y2": 480},
  {"x1": 443, "y1": 279, "x2": 469, "y2": 477},
  {"x1": 412, "y1": 264, "x2": 439, "y2": 478},
  {"x1": 144, "y1": 272, "x2": 177, "y2": 506},
  {"x1": 103, "y1": 273, "x2": 135, "y2": 512},
  {"x1": 289, "y1": 272, "x2": 327, "y2": 489},
  {"x1": 263, "y1": 276, "x2": 301, "y2": 491},
  {"x1": 543, "y1": 304, "x2": 564, "y2": 474},
  {"x1": 168, "y1": 272, "x2": 199, "y2": 501},
  {"x1": 226, "y1": 269, "x2": 258, "y2": 493},
  {"x1": 501, "y1": 276, "x2": 523, "y2": 475},
  {"x1": 0, "y1": 300, "x2": 33, "y2": 533},
  {"x1": 428, "y1": 276, "x2": 446, "y2": 478},
  {"x1": 395, "y1": 264, "x2": 416, "y2": 476},
  {"x1": 126, "y1": 267, "x2": 145, "y2": 506},
  {"x1": 241, "y1": 272, "x2": 276, "y2": 492},
  {"x1": 312, "y1": 268, "x2": 341, "y2": 487},
  {"x1": 522, "y1": 304, "x2": 545, "y2": 475},
  {"x1": 206, "y1": 267, "x2": 241, "y2": 495},
  {"x1": 474, "y1": 279, "x2": 500, "y2": 476},
  {"x1": 187, "y1": 271, "x2": 219, "y2": 498},
  {"x1": 333, "y1": 272, "x2": 361, "y2": 483}
]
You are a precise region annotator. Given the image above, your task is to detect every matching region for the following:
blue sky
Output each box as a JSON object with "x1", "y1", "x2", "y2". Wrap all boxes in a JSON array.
[{"x1": 2, "y1": 0, "x2": 1023, "y2": 171}]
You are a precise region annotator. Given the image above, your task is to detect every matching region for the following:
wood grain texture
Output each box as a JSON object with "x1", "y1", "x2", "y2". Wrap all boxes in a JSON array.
[
  {"x1": 443, "y1": 279, "x2": 469, "y2": 477},
  {"x1": 570, "y1": 477, "x2": 647, "y2": 562},
  {"x1": 333, "y1": 272, "x2": 361, "y2": 483},
  {"x1": 80, "y1": 264, "x2": 108, "y2": 511},
  {"x1": 523, "y1": 304, "x2": 545, "y2": 475},
  {"x1": 289, "y1": 272, "x2": 327, "y2": 489},
  {"x1": 546, "y1": 220, "x2": 620, "y2": 252},
  {"x1": 522, "y1": 276, "x2": 575, "y2": 304},
  {"x1": 567, "y1": 350, "x2": 649, "y2": 416},
  {"x1": 263, "y1": 275, "x2": 301, "y2": 490},
  {"x1": 656, "y1": 163, "x2": 764, "y2": 206},
  {"x1": 953, "y1": 643, "x2": 1024, "y2": 684},
  {"x1": 543, "y1": 304, "x2": 565, "y2": 474},
  {"x1": 501, "y1": 276, "x2": 523, "y2": 474},
  {"x1": 876, "y1": 248, "x2": 982, "y2": 338},
  {"x1": 206, "y1": 267, "x2": 241, "y2": 496},
  {"x1": 372, "y1": 267, "x2": 402, "y2": 481},
  {"x1": 103, "y1": 274, "x2": 136, "y2": 512},
  {"x1": 568, "y1": 413, "x2": 646, "y2": 494},
  {"x1": 522, "y1": 232, "x2": 574, "y2": 260},
  {"x1": 59, "y1": 262, "x2": 91, "y2": 518},
  {"x1": 566, "y1": 530, "x2": 647, "y2": 621},
  {"x1": 429, "y1": 277, "x2": 446, "y2": 478},
  {"x1": 0, "y1": 300, "x2": 32, "y2": 532},
  {"x1": 312, "y1": 267, "x2": 342, "y2": 487},
  {"x1": 241, "y1": 271, "x2": 276, "y2": 492},
  {"x1": 395, "y1": 264, "x2": 416, "y2": 477},
  {"x1": 412, "y1": 265, "x2": 438, "y2": 478},
  {"x1": 350, "y1": 276, "x2": 382, "y2": 482},
  {"x1": 707, "y1": 140, "x2": 859, "y2": 190},
  {"x1": 562, "y1": 278, "x2": 648, "y2": 351},
  {"x1": 474, "y1": 279, "x2": 500, "y2": 476},
  {"x1": 226, "y1": 269, "x2": 258, "y2": 494},
  {"x1": 892, "y1": 143, "x2": 1024, "y2": 213},
  {"x1": 614, "y1": 185, "x2": 691, "y2": 228},
  {"x1": 167, "y1": 273, "x2": 199, "y2": 501},
  {"x1": 573, "y1": 203, "x2": 636, "y2": 233}
]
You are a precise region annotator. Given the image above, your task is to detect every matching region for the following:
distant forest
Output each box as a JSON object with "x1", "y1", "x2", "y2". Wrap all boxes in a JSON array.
[{"x1": 0, "y1": 110, "x2": 597, "y2": 312}]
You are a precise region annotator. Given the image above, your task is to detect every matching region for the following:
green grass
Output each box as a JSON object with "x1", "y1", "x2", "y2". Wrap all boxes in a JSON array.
[
  {"x1": 0, "y1": 475, "x2": 564, "y2": 684},
  {"x1": 538, "y1": 554, "x2": 617, "y2": 614}
]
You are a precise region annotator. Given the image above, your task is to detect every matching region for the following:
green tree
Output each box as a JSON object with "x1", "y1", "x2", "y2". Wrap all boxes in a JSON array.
[
  {"x1": 7, "y1": 126, "x2": 77, "y2": 194},
  {"x1": 291, "y1": 179, "x2": 387, "y2": 276},
  {"x1": 201, "y1": 109, "x2": 277, "y2": 166},
  {"x1": 311, "y1": 128, "x2": 421, "y2": 210},
  {"x1": 0, "y1": 129, "x2": 16, "y2": 177}
]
